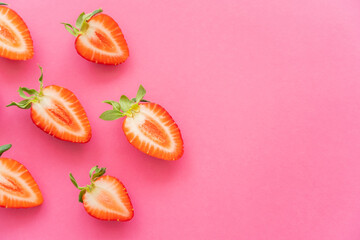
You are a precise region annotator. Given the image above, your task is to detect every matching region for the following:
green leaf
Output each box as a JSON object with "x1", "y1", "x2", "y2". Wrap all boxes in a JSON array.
[
  {"x1": 92, "y1": 167, "x2": 106, "y2": 180},
  {"x1": 89, "y1": 166, "x2": 98, "y2": 178},
  {"x1": 6, "y1": 99, "x2": 32, "y2": 109},
  {"x1": 0, "y1": 3, "x2": 7, "y2": 5},
  {"x1": 136, "y1": 85, "x2": 146, "y2": 103},
  {"x1": 78, "y1": 189, "x2": 86, "y2": 203},
  {"x1": 61, "y1": 23, "x2": 79, "y2": 37},
  {"x1": 18, "y1": 87, "x2": 37, "y2": 99},
  {"x1": 119, "y1": 95, "x2": 132, "y2": 112},
  {"x1": 83, "y1": 8, "x2": 103, "y2": 21},
  {"x1": 69, "y1": 173, "x2": 79, "y2": 189},
  {"x1": 0, "y1": 144, "x2": 11, "y2": 157},
  {"x1": 131, "y1": 98, "x2": 150, "y2": 103},
  {"x1": 21, "y1": 87, "x2": 38, "y2": 95},
  {"x1": 75, "y1": 12, "x2": 85, "y2": 29},
  {"x1": 99, "y1": 110, "x2": 124, "y2": 121},
  {"x1": 103, "y1": 100, "x2": 121, "y2": 112},
  {"x1": 37, "y1": 65, "x2": 44, "y2": 91},
  {"x1": 18, "y1": 88, "x2": 31, "y2": 99}
]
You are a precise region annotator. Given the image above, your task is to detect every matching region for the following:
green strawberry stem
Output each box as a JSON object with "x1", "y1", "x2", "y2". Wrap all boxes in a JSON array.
[
  {"x1": 69, "y1": 166, "x2": 106, "y2": 203},
  {"x1": 62, "y1": 8, "x2": 103, "y2": 37},
  {"x1": 0, "y1": 3, "x2": 8, "y2": 5},
  {"x1": 6, "y1": 66, "x2": 44, "y2": 109},
  {"x1": 99, "y1": 85, "x2": 149, "y2": 121},
  {"x1": 0, "y1": 144, "x2": 12, "y2": 157}
]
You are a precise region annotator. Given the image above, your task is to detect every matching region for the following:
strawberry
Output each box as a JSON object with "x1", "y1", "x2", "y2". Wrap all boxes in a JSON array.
[
  {"x1": 7, "y1": 66, "x2": 91, "y2": 143},
  {"x1": 0, "y1": 3, "x2": 34, "y2": 60},
  {"x1": 69, "y1": 166, "x2": 134, "y2": 221},
  {"x1": 0, "y1": 144, "x2": 43, "y2": 208},
  {"x1": 100, "y1": 85, "x2": 184, "y2": 160},
  {"x1": 62, "y1": 9, "x2": 129, "y2": 65}
]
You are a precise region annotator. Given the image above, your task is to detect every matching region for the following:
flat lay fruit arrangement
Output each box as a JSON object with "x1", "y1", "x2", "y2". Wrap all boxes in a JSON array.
[
  {"x1": 1, "y1": 0, "x2": 356, "y2": 239},
  {"x1": 0, "y1": 2, "x2": 183, "y2": 222}
]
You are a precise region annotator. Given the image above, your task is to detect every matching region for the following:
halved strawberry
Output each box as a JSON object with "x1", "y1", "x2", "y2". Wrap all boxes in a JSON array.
[
  {"x1": 62, "y1": 9, "x2": 129, "y2": 65},
  {"x1": 0, "y1": 3, "x2": 33, "y2": 60},
  {"x1": 100, "y1": 85, "x2": 184, "y2": 160},
  {"x1": 70, "y1": 166, "x2": 134, "y2": 221},
  {"x1": 7, "y1": 66, "x2": 91, "y2": 143},
  {"x1": 0, "y1": 144, "x2": 43, "y2": 208}
]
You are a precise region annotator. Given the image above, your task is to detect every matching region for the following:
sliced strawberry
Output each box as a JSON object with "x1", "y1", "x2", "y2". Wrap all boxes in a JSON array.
[
  {"x1": 75, "y1": 14, "x2": 129, "y2": 65},
  {"x1": 100, "y1": 85, "x2": 184, "y2": 160},
  {"x1": 30, "y1": 85, "x2": 91, "y2": 143},
  {"x1": 7, "y1": 66, "x2": 91, "y2": 143},
  {"x1": 70, "y1": 166, "x2": 134, "y2": 221},
  {"x1": 0, "y1": 144, "x2": 43, "y2": 208},
  {"x1": 123, "y1": 103, "x2": 183, "y2": 160},
  {"x1": 83, "y1": 175, "x2": 134, "y2": 221},
  {"x1": 63, "y1": 9, "x2": 129, "y2": 65},
  {"x1": 0, "y1": 3, "x2": 33, "y2": 60}
]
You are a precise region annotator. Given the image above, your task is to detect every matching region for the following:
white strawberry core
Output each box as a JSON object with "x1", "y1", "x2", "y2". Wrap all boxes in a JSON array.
[{"x1": 0, "y1": 174, "x2": 16, "y2": 189}]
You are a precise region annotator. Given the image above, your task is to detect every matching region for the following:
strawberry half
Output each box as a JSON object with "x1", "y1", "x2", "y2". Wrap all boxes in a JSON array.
[
  {"x1": 100, "y1": 85, "x2": 184, "y2": 160},
  {"x1": 62, "y1": 9, "x2": 129, "y2": 65},
  {"x1": 0, "y1": 144, "x2": 43, "y2": 208},
  {"x1": 0, "y1": 3, "x2": 34, "y2": 60},
  {"x1": 70, "y1": 166, "x2": 134, "y2": 221},
  {"x1": 7, "y1": 66, "x2": 91, "y2": 143}
]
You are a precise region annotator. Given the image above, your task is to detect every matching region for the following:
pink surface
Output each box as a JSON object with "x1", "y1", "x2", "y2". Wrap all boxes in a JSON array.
[{"x1": 1, "y1": 0, "x2": 360, "y2": 239}]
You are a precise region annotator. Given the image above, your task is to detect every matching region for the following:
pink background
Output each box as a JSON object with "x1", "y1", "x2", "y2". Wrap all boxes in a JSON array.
[{"x1": 1, "y1": 0, "x2": 360, "y2": 239}]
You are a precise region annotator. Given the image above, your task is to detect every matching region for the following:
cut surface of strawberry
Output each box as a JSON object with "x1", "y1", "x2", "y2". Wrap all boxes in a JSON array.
[
  {"x1": 62, "y1": 9, "x2": 129, "y2": 65},
  {"x1": 30, "y1": 85, "x2": 92, "y2": 142},
  {"x1": 7, "y1": 66, "x2": 91, "y2": 143},
  {"x1": 100, "y1": 85, "x2": 184, "y2": 160},
  {"x1": 0, "y1": 3, "x2": 33, "y2": 60},
  {"x1": 70, "y1": 166, "x2": 134, "y2": 221},
  {"x1": 123, "y1": 103, "x2": 183, "y2": 160},
  {"x1": 0, "y1": 144, "x2": 43, "y2": 208}
]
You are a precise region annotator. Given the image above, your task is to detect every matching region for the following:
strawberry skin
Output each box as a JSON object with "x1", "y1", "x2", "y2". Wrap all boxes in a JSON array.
[
  {"x1": 123, "y1": 103, "x2": 184, "y2": 160},
  {"x1": 100, "y1": 85, "x2": 184, "y2": 161},
  {"x1": 83, "y1": 175, "x2": 134, "y2": 221},
  {"x1": 30, "y1": 85, "x2": 91, "y2": 143},
  {"x1": 0, "y1": 4, "x2": 34, "y2": 60},
  {"x1": 0, "y1": 145, "x2": 43, "y2": 208},
  {"x1": 75, "y1": 14, "x2": 129, "y2": 65},
  {"x1": 70, "y1": 166, "x2": 134, "y2": 221},
  {"x1": 63, "y1": 9, "x2": 129, "y2": 65},
  {"x1": 7, "y1": 67, "x2": 92, "y2": 143}
]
